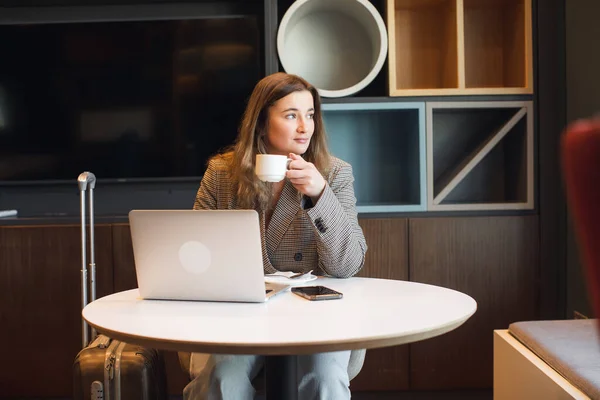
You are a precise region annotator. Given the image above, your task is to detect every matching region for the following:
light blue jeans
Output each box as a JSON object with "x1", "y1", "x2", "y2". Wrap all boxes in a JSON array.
[{"x1": 183, "y1": 351, "x2": 352, "y2": 400}]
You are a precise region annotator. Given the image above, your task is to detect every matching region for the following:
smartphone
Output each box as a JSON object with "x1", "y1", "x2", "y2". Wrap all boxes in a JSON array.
[{"x1": 291, "y1": 285, "x2": 343, "y2": 301}]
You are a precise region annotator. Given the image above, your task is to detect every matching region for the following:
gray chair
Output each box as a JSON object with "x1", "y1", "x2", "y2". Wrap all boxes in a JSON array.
[{"x1": 178, "y1": 349, "x2": 366, "y2": 389}]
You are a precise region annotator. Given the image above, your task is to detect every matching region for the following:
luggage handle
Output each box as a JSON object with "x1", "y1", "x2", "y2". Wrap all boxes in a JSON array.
[{"x1": 78, "y1": 171, "x2": 97, "y2": 348}]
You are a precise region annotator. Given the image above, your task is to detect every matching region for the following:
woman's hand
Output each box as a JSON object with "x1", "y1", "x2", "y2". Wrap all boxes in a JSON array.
[{"x1": 286, "y1": 153, "x2": 326, "y2": 203}]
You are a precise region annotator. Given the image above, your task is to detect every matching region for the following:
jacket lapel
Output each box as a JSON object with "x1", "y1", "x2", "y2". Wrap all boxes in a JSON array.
[
  {"x1": 258, "y1": 210, "x2": 276, "y2": 272},
  {"x1": 266, "y1": 180, "x2": 301, "y2": 257}
]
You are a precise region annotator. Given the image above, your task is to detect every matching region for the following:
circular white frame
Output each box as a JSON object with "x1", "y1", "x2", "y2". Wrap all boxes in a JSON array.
[{"x1": 277, "y1": 0, "x2": 388, "y2": 98}]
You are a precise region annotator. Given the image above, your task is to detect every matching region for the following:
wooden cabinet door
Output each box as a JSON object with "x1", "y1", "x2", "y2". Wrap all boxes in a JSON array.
[
  {"x1": 351, "y1": 217, "x2": 410, "y2": 391},
  {"x1": 0, "y1": 224, "x2": 113, "y2": 398},
  {"x1": 408, "y1": 216, "x2": 539, "y2": 390}
]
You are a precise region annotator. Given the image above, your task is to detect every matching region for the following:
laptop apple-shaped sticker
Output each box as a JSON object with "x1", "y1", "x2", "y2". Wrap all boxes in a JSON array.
[{"x1": 179, "y1": 240, "x2": 212, "y2": 274}]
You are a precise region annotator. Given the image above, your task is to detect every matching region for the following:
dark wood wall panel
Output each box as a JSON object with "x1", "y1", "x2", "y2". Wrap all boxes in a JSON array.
[
  {"x1": 0, "y1": 215, "x2": 541, "y2": 396},
  {"x1": 408, "y1": 216, "x2": 539, "y2": 390},
  {"x1": 111, "y1": 223, "x2": 190, "y2": 396},
  {"x1": 112, "y1": 223, "x2": 138, "y2": 292},
  {"x1": 357, "y1": 218, "x2": 409, "y2": 281},
  {"x1": 0, "y1": 224, "x2": 113, "y2": 398},
  {"x1": 351, "y1": 218, "x2": 410, "y2": 391}
]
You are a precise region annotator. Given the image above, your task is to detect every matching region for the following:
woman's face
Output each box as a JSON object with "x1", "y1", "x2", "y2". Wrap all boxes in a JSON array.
[{"x1": 264, "y1": 90, "x2": 315, "y2": 156}]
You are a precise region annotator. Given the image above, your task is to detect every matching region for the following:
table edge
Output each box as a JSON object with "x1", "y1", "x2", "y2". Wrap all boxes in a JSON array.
[{"x1": 86, "y1": 310, "x2": 475, "y2": 355}]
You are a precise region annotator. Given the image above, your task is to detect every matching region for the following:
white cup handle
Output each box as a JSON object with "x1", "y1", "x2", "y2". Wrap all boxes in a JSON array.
[{"x1": 286, "y1": 158, "x2": 292, "y2": 169}]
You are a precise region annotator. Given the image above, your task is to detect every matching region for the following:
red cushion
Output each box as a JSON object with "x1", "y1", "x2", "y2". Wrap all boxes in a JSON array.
[{"x1": 561, "y1": 117, "x2": 600, "y2": 319}]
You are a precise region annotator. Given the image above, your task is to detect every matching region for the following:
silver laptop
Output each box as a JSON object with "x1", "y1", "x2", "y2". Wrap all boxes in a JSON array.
[{"x1": 128, "y1": 209, "x2": 289, "y2": 302}]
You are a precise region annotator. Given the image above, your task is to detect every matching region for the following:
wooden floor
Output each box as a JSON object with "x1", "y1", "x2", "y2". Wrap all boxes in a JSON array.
[
  {"x1": 231, "y1": 390, "x2": 491, "y2": 400},
  {"x1": 250, "y1": 390, "x2": 491, "y2": 400},
  {"x1": 15, "y1": 391, "x2": 492, "y2": 400},
  {"x1": 351, "y1": 390, "x2": 492, "y2": 400}
]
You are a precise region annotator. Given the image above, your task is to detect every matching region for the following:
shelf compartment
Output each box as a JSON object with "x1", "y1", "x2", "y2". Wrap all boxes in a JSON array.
[
  {"x1": 276, "y1": 0, "x2": 388, "y2": 98},
  {"x1": 426, "y1": 101, "x2": 533, "y2": 211},
  {"x1": 322, "y1": 102, "x2": 426, "y2": 213},
  {"x1": 388, "y1": 0, "x2": 459, "y2": 96},
  {"x1": 463, "y1": 0, "x2": 532, "y2": 92},
  {"x1": 387, "y1": 0, "x2": 533, "y2": 96}
]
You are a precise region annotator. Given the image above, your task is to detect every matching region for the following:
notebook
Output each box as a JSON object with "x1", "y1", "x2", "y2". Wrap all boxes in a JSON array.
[{"x1": 128, "y1": 209, "x2": 289, "y2": 302}]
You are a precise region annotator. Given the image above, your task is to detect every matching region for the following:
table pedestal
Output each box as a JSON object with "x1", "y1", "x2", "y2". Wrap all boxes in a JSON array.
[{"x1": 265, "y1": 355, "x2": 298, "y2": 399}]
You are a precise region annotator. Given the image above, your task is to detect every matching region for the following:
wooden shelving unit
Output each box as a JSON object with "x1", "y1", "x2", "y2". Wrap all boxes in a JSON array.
[
  {"x1": 387, "y1": 0, "x2": 533, "y2": 96},
  {"x1": 322, "y1": 102, "x2": 426, "y2": 213},
  {"x1": 426, "y1": 101, "x2": 534, "y2": 211}
]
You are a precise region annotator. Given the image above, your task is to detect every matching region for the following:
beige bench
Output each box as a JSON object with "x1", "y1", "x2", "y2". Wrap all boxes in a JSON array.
[{"x1": 494, "y1": 319, "x2": 600, "y2": 399}]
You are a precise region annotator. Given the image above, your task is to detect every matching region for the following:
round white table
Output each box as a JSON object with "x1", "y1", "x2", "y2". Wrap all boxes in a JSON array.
[{"x1": 83, "y1": 277, "x2": 477, "y2": 398}]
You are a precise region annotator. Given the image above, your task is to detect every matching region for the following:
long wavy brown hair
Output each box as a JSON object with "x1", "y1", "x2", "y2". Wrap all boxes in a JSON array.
[{"x1": 215, "y1": 72, "x2": 331, "y2": 210}]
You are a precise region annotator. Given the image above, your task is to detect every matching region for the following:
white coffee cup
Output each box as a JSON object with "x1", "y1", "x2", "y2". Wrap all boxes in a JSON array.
[{"x1": 255, "y1": 154, "x2": 292, "y2": 182}]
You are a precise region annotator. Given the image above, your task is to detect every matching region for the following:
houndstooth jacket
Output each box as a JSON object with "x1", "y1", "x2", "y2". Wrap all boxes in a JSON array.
[{"x1": 193, "y1": 155, "x2": 367, "y2": 278}]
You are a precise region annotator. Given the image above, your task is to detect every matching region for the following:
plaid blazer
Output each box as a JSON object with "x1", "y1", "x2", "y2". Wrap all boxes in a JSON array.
[{"x1": 193, "y1": 155, "x2": 367, "y2": 278}]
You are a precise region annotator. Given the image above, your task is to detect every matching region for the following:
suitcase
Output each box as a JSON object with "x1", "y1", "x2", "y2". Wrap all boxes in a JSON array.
[{"x1": 72, "y1": 172, "x2": 168, "y2": 400}]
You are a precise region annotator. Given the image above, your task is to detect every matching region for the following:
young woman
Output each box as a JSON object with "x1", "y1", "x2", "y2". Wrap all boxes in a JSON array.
[{"x1": 184, "y1": 72, "x2": 367, "y2": 400}]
